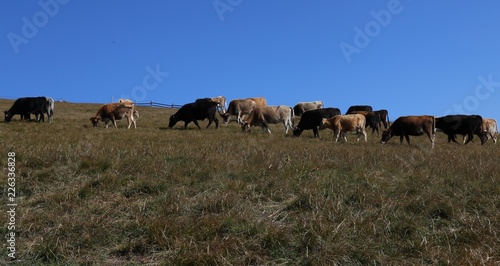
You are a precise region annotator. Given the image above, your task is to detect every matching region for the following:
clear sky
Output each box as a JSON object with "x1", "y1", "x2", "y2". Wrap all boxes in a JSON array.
[{"x1": 2, "y1": 0, "x2": 500, "y2": 120}]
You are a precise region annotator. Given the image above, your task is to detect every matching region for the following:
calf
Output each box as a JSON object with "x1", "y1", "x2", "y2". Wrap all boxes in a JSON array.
[
  {"x1": 242, "y1": 105, "x2": 294, "y2": 134},
  {"x1": 320, "y1": 114, "x2": 367, "y2": 142},
  {"x1": 381, "y1": 115, "x2": 436, "y2": 148},
  {"x1": 90, "y1": 103, "x2": 137, "y2": 128}
]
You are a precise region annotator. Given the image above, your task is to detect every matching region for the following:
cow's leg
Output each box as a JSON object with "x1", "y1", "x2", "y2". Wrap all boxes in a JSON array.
[
  {"x1": 463, "y1": 133, "x2": 473, "y2": 144},
  {"x1": 214, "y1": 116, "x2": 219, "y2": 129},
  {"x1": 334, "y1": 130, "x2": 341, "y2": 142},
  {"x1": 206, "y1": 118, "x2": 213, "y2": 128},
  {"x1": 313, "y1": 127, "x2": 319, "y2": 138},
  {"x1": 130, "y1": 114, "x2": 137, "y2": 129},
  {"x1": 399, "y1": 135, "x2": 404, "y2": 144},
  {"x1": 192, "y1": 120, "x2": 201, "y2": 129},
  {"x1": 404, "y1": 135, "x2": 411, "y2": 146},
  {"x1": 361, "y1": 128, "x2": 367, "y2": 142}
]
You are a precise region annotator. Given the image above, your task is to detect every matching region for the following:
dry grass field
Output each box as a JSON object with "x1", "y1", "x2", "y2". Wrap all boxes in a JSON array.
[{"x1": 1, "y1": 99, "x2": 499, "y2": 265}]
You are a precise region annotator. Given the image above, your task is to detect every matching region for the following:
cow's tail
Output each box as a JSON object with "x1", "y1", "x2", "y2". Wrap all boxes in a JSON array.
[{"x1": 386, "y1": 112, "x2": 390, "y2": 128}]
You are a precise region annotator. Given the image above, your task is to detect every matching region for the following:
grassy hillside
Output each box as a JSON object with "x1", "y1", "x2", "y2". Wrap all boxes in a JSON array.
[{"x1": 1, "y1": 99, "x2": 499, "y2": 265}]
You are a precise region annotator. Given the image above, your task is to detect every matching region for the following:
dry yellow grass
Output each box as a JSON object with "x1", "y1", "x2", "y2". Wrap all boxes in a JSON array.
[{"x1": 0, "y1": 99, "x2": 499, "y2": 265}]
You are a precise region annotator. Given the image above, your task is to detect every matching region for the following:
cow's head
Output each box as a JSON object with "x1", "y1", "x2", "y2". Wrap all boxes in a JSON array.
[
  {"x1": 221, "y1": 113, "x2": 230, "y2": 124},
  {"x1": 4, "y1": 111, "x2": 11, "y2": 122},
  {"x1": 380, "y1": 129, "x2": 392, "y2": 144},
  {"x1": 292, "y1": 127, "x2": 303, "y2": 137},
  {"x1": 133, "y1": 109, "x2": 140, "y2": 118},
  {"x1": 241, "y1": 122, "x2": 251, "y2": 133},
  {"x1": 168, "y1": 115, "x2": 177, "y2": 128},
  {"x1": 318, "y1": 118, "x2": 330, "y2": 130},
  {"x1": 89, "y1": 116, "x2": 101, "y2": 127}
]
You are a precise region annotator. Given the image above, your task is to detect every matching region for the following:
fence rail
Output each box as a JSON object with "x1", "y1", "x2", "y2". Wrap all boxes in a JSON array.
[{"x1": 135, "y1": 101, "x2": 182, "y2": 108}]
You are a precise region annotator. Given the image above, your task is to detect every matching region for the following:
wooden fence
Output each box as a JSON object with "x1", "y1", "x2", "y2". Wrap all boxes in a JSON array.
[{"x1": 135, "y1": 101, "x2": 182, "y2": 108}]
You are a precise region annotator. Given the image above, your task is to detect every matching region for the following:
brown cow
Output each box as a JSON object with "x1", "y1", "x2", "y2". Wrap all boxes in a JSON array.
[
  {"x1": 90, "y1": 103, "x2": 137, "y2": 129},
  {"x1": 242, "y1": 105, "x2": 294, "y2": 134},
  {"x1": 381, "y1": 115, "x2": 435, "y2": 148},
  {"x1": 222, "y1": 97, "x2": 266, "y2": 124},
  {"x1": 320, "y1": 114, "x2": 367, "y2": 142}
]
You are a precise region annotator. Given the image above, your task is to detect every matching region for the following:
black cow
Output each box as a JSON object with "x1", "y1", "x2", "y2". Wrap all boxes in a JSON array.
[
  {"x1": 293, "y1": 108, "x2": 341, "y2": 138},
  {"x1": 168, "y1": 99, "x2": 219, "y2": 129},
  {"x1": 374, "y1": 109, "x2": 390, "y2": 129},
  {"x1": 4, "y1": 97, "x2": 53, "y2": 122},
  {"x1": 350, "y1": 111, "x2": 381, "y2": 135},
  {"x1": 436, "y1": 115, "x2": 486, "y2": 145},
  {"x1": 346, "y1": 105, "x2": 372, "y2": 114}
]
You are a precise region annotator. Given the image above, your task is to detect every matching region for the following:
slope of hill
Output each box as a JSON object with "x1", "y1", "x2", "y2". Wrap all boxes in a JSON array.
[{"x1": 1, "y1": 99, "x2": 498, "y2": 265}]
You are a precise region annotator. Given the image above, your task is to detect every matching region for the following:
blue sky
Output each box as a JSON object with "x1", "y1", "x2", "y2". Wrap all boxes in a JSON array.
[{"x1": 2, "y1": 0, "x2": 500, "y2": 119}]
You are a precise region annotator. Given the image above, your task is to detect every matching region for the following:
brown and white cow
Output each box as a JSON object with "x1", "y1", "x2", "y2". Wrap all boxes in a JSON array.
[
  {"x1": 242, "y1": 105, "x2": 294, "y2": 134},
  {"x1": 90, "y1": 103, "x2": 137, "y2": 129},
  {"x1": 463, "y1": 118, "x2": 498, "y2": 144},
  {"x1": 222, "y1": 97, "x2": 267, "y2": 124},
  {"x1": 319, "y1": 114, "x2": 367, "y2": 142},
  {"x1": 381, "y1": 115, "x2": 435, "y2": 148},
  {"x1": 293, "y1": 101, "x2": 324, "y2": 116}
]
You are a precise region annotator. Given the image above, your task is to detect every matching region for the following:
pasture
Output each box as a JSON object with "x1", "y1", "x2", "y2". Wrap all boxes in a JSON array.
[{"x1": 1, "y1": 99, "x2": 499, "y2": 265}]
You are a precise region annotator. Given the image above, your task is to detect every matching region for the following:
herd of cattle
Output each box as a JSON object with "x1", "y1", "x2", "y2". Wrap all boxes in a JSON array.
[{"x1": 3, "y1": 96, "x2": 498, "y2": 147}]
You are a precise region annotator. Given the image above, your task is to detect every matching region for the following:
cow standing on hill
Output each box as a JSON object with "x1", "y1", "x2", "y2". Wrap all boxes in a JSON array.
[
  {"x1": 320, "y1": 114, "x2": 367, "y2": 142},
  {"x1": 222, "y1": 97, "x2": 267, "y2": 124},
  {"x1": 90, "y1": 102, "x2": 138, "y2": 129},
  {"x1": 381, "y1": 115, "x2": 436, "y2": 148},
  {"x1": 293, "y1": 108, "x2": 341, "y2": 138},
  {"x1": 169, "y1": 98, "x2": 219, "y2": 129},
  {"x1": 4, "y1": 96, "x2": 54, "y2": 123},
  {"x1": 435, "y1": 115, "x2": 486, "y2": 145},
  {"x1": 242, "y1": 105, "x2": 294, "y2": 134},
  {"x1": 374, "y1": 109, "x2": 390, "y2": 129}
]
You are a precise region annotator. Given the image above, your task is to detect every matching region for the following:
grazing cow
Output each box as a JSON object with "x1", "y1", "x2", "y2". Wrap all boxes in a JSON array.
[
  {"x1": 222, "y1": 98, "x2": 260, "y2": 124},
  {"x1": 346, "y1": 105, "x2": 373, "y2": 114},
  {"x1": 4, "y1": 97, "x2": 54, "y2": 123},
  {"x1": 117, "y1": 98, "x2": 139, "y2": 118},
  {"x1": 436, "y1": 115, "x2": 486, "y2": 145},
  {"x1": 320, "y1": 114, "x2": 367, "y2": 142},
  {"x1": 381, "y1": 115, "x2": 436, "y2": 148},
  {"x1": 242, "y1": 105, "x2": 294, "y2": 134},
  {"x1": 293, "y1": 101, "x2": 324, "y2": 116},
  {"x1": 350, "y1": 111, "x2": 381, "y2": 135},
  {"x1": 293, "y1": 108, "x2": 341, "y2": 138},
  {"x1": 90, "y1": 103, "x2": 137, "y2": 129},
  {"x1": 169, "y1": 98, "x2": 219, "y2": 129},
  {"x1": 462, "y1": 118, "x2": 498, "y2": 144},
  {"x1": 374, "y1": 109, "x2": 390, "y2": 129}
]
